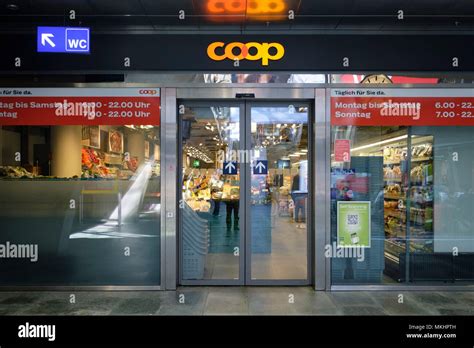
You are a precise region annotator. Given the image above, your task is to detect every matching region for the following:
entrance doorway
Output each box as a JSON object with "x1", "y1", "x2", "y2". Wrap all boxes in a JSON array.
[{"x1": 179, "y1": 100, "x2": 312, "y2": 285}]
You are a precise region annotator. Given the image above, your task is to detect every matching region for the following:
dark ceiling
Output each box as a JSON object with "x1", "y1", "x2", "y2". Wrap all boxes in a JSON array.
[{"x1": 1, "y1": 0, "x2": 474, "y2": 32}]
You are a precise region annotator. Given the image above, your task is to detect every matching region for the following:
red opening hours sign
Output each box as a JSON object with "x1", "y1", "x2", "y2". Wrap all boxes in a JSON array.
[
  {"x1": 331, "y1": 88, "x2": 474, "y2": 126},
  {"x1": 0, "y1": 88, "x2": 160, "y2": 126}
]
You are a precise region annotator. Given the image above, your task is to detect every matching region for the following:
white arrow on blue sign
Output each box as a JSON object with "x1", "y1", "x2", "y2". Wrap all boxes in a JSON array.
[
  {"x1": 254, "y1": 160, "x2": 268, "y2": 175},
  {"x1": 223, "y1": 161, "x2": 238, "y2": 175},
  {"x1": 37, "y1": 27, "x2": 90, "y2": 54}
]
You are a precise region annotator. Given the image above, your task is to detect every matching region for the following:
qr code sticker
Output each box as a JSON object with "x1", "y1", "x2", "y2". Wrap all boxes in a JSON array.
[{"x1": 347, "y1": 214, "x2": 359, "y2": 225}]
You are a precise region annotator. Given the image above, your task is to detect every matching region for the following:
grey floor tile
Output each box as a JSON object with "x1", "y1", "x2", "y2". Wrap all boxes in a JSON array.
[
  {"x1": 109, "y1": 297, "x2": 162, "y2": 315},
  {"x1": 0, "y1": 289, "x2": 472, "y2": 316},
  {"x1": 0, "y1": 294, "x2": 43, "y2": 305},
  {"x1": 368, "y1": 292, "x2": 433, "y2": 316},
  {"x1": 443, "y1": 292, "x2": 474, "y2": 306},
  {"x1": 248, "y1": 289, "x2": 314, "y2": 315},
  {"x1": 408, "y1": 292, "x2": 460, "y2": 306},
  {"x1": 327, "y1": 292, "x2": 377, "y2": 307},
  {"x1": 204, "y1": 290, "x2": 248, "y2": 315},
  {"x1": 340, "y1": 306, "x2": 388, "y2": 315},
  {"x1": 435, "y1": 307, "x2": 473, "y2": 316},
  {"x1": 17, "y1": 299, "x2": 78, "y2": 316},
  {"x1": 0, "y1": 304, "x2": 29, "y2": 315},
  {"x1": 157, "y1": 304, "x2": 204, "y2": 315},
  {"x1": 308, "y1": 293, "x2": 341, "y2": 315}
]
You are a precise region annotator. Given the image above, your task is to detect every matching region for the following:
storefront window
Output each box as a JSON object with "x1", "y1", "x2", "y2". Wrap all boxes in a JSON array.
[
  {"x1": 330, "y1": 88, "x2": 474, "y2": 285},
  {"x1": 0, "y1": 88, "x2": 161, "y2": 286}
]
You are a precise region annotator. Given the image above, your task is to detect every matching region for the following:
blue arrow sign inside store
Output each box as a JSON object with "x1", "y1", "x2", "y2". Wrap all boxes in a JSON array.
[
  {"x1": 223, "y1": 161, "x2": 238, "y2": 175},
  {"x1": 254, "y1": 160, "x2": 268, "y2": 175},
  {"x1": 37, "y1": 27, "x2": 90, "y2": 54}
]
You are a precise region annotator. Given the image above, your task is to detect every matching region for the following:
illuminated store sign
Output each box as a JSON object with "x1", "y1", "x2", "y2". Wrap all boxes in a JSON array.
[
  {"x1": 207, "y1": 41, "x2": 285, "y2": 66},
  {"x1": 205, "y1": 0, "x2": 287, "y2": 21}
]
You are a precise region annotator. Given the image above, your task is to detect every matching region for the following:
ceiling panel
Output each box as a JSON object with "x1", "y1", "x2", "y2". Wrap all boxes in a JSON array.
[{"x1": 0, "y1": 0, "x2": 473, "y2": 32}]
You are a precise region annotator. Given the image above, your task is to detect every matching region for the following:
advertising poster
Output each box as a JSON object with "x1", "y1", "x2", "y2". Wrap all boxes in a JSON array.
[
  {"x1": 108, "y1": 130, "x2": 124, "y2": 154},
  {"x1": 337, "y1": 201, "x2": 371, "y2": 248},
  {"x1": 334, "y1": 139, "x2": 351, "y2": 162}
]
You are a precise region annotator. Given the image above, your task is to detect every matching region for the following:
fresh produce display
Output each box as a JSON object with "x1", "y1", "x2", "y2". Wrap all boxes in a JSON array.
[
  {"x1": 0, "y1": 166, "x2": 34, "y2": 179},
  {"x1": 81, "y1": 148, "x2": 110, "y2": 178}
]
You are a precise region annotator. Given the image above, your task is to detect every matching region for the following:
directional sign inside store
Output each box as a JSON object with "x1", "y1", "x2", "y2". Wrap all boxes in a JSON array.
[
  {"x1": 254, "y1": 160, "x2": 268, "y2": 175},
  {"x1": 223, "y1": 161, "x2": 238, "y2": 175},
  {"x1": 37, "y1": 27, "x2": 90, "y2": 54}
]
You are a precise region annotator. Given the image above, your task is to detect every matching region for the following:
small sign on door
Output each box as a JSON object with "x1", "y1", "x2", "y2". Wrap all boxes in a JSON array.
[{"x1": 334, "y1": 139, "x2": 351, "y2": 162}]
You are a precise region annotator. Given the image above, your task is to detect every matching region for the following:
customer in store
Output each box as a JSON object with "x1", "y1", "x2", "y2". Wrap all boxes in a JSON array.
[
  {"x1": 225, "y1": 200, "x2": 239, "y2": 231},
  {"x1": 210, "y1": 172, "x2": 223, "y2": 216},
  {"x1": 291, "y1": 165, "x2": 306, "y2": 228}
]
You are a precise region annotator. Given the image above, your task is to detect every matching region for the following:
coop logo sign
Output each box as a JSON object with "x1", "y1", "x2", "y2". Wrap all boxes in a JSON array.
[
  {"x1": 139, "y1": 89, "x2": 158, "y2": 95},
  {"x1": 207, "y1": 41, "x2": 285, "y2": 66}
]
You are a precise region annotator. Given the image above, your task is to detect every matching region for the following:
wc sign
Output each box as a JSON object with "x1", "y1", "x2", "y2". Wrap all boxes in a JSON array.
[{"x1": 37, "y1": 27, "x2": 90, "y2": 54}]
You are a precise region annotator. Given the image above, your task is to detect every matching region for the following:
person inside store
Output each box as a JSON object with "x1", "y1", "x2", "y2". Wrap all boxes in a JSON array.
[
  {"x1": 210, "y1": 172, "x2": 223, "y2": 216},
  {"x1": 291, "y1": 165, "x2": 306, "y2": 228},
  {"x1": 225, "y1": 200, "x2": 239, "y2": 231},
  {"x1": 222, "y1": 178, "x2": 239, "y2": 231}
]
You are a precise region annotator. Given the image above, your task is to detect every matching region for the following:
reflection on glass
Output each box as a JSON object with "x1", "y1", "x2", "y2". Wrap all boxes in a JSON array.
[
  {"x1": 202, "y1": 0, "x2": 289, "y2": 21},
  {"x1": 181, "y1": 106, "x2": 240, "y2": 280},
  {"x1": 331, "y1": 125, "x2": 474, "y2": 285},
  {"x1": 250, "y1": 105, "x2": 309, "y2": 280},
  {"x1": 0, "y1": 125, "x2": 161, "y2": 286}
]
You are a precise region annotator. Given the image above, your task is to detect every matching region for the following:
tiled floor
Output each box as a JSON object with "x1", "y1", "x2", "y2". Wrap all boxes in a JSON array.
[{"x1": 0, "y1": 287, "x2": 472, "y2": 316}]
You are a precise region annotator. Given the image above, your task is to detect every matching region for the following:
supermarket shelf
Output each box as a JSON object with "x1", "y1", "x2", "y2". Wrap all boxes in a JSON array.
[
  {"x1": 412, "y1": 156, "x2": 433, "y2": 162},
  {"x1": 384, "y1": 194, "x2": 405, "y2": 200},
  {"x1": 384, "y1": 178, "x2": 402, "y2": 182}
]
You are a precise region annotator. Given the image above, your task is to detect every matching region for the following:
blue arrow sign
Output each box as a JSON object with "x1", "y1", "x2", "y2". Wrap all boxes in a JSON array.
[
  {"x1": 223, "y1": 161, "x2": 238, "y2": 175},
  {"x1": 37, "y1": 27, "x2": 90, "y2": 54},
  {"x1": 254, "y1": 160, "x2": 268, "y2": 175}
]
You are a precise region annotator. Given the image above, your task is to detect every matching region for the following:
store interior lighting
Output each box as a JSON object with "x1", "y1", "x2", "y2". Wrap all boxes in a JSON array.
[
  {"x1": 184, "y1": 145, "x2": 213, "y2": 163},
  {"x1": 350, "y1": 135, "x2": 408, "y2": 153},
  {"x1": 125, "y1": 125, "x2": 154, "y2": 130}
]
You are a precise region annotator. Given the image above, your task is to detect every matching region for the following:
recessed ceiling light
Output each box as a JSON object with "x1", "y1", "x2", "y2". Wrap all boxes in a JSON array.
[{"x1": 6, "y1": 3, "x2": 19, "y2": 10}]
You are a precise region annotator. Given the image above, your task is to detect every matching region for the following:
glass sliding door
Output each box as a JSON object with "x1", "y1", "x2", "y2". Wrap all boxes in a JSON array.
[
  {"x1": 180, "y1": 103, "x2": 243, "y2": 284},
  {"x1": 179, "y1": 100, "x2": 312, "y2": 285},
  {"x1": 247, "y1": 103, "x2": 311, "y2": 283}
]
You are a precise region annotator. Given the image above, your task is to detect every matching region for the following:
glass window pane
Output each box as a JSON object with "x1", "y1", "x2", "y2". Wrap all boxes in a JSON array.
[{"x1": 0, "y1": 124, "x2": 161, "y2": 286}]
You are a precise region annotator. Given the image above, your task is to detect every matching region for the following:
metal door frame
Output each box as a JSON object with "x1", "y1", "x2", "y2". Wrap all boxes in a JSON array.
[{"x1": 176, "y1": 87, "x2": 318, "y2": 286}]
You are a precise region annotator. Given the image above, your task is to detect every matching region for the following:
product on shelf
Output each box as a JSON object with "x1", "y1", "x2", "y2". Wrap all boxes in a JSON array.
[
  {"x1": 384, "y1": 200, "x2": 399, "y2": 209},
  {"x1": 411, "y1": 143, "x2": 432, "y2": 159},
  {"x1": 383, "y1": 165, "x2": 401, "y2": 180},
  {"x1": 383, "y1": 146, "x2": 406, "y2": 162},
  {"x1": 382, "y1": 138, "x2": 434, "y2": 272},
  {"x1": 384, "y1": 183, "x2": 401, "y2": 195},
  {"x1": 81, "y1": 148, "x2": 111, "y2": 178}
]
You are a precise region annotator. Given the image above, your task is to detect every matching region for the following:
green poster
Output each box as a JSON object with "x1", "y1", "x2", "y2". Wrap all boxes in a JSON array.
[{"x1": 337, "y1": 201, "x2": 371, "y2": 248}]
